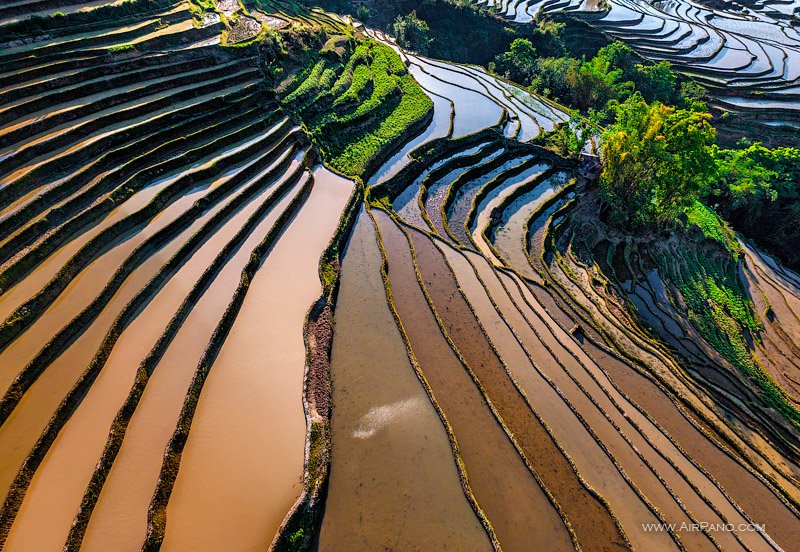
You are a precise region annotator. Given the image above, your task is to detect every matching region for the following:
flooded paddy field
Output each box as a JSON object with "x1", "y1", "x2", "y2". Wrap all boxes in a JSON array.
[
  {"x1": 473, "y1": 0, "x2": 800, "y2": 131},
  {"x1": 376, "y1": 100, "x2": 800, "y2": 546},
  {"x1": 0, "y1": 4, "x2": 357, "y2": 549},
  {"x1": 2, "y1": 0, "x2": 800, "y2": 550},
  {"x1": 318, "y1": 210, "x2": 490, "y2": 551},
  {"x1": 374, "y1": 209, "x2": 571, "y2": 551}
]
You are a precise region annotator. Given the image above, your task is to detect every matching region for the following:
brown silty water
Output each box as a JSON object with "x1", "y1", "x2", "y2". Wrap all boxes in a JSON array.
[
  {"x1": 1, "y1": 161, "x2": 308, "y2": 552},
  {"x1": 0, "y1": 129, "x2": 271, "y2": 326},
  {"x1": 78, "y1": 160, "x2": 306, "y2": 552},
  {"x1": 0, "y1": 183, "x2": 229, "y2": 507},
  {"x1": 0, "y1": 82, "x2": 259, "y2": 225},
  {"x1": 448, "y1": 247, "x2": 689, "y2": 552},
  {"x1": 406, "y1": 224, "x2": 629, "y2": 552},
  {"x1": 0, "y1": 142, "x2": 294, "y2": 508},
  {"x1": 511, "y1": 273, "x2": 769, "y2": 547},
  {"x1": 160, "y1": 166, "x2": 353, "y2": 552},
  {"x1": 317, "y1": 209, "x2": 489, "y2": 551},
  {"x1": 582, "y1": 336, "x2": 800, "y2": 551},
  {"x1": 464, "y1": 250, "x2": 728, "y2": 552},
  {"x1": 0, "y1": 133, "x2": 288, "y2": 398},
  {"x1": 512, "y1": 277, "x2": 798, "y2": 550},
  {"x1": 374, "y1": 209, "x2": 571, "y2": 552},
  {"x1": 2, "y1": 161, "x2": 308, "y2": 552}
]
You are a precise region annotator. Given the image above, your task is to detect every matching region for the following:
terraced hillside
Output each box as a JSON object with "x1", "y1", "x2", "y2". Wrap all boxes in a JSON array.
[
  {"x1": 357, "y1": 122, "x2": 800, "y2": 549},
  {"x1": 0, "y1": 2, "x2": 369, "y2": 550},
  {"x1": 473, "y1": 0, "x2": 800, "y2": 130},
  {"x1": 1, "y1": 0, "x2": 800, "y2": 551}
]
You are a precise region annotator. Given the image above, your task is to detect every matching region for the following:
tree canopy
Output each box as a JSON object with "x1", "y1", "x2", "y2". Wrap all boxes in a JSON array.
[
  {"x1": 599, "y1": 93, "x2": 716, "y2": 230},
  {"x1": 393, "y1": 11, "x2": 432, "y2": 55}
]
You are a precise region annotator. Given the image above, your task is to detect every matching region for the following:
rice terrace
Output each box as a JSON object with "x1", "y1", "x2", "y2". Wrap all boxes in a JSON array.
[{"x1": 0, "y1": 0, "x2": 799, "y2": 549}]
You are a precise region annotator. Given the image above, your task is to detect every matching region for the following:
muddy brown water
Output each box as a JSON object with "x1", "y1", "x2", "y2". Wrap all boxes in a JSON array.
[
  {"x1": 0, "y1": 146, "x2": 297, "y2": 509},
  {"x1": 743, "y1": 244, "x2": 800, "y2": 394},
  {"x1": 0, "y1": 128, "x2": 274, "y2": 324},
  {"x1": 0, "y1": 134, "x2": 289, "y2": 398},
  {"x1": 317, "y1": 209, "x2": 489, "y2": 551},
  {"x1": 513, "y1": 275, "x2": 796, "y2": 550},
  {"x1": 582, "y1": 337, "x2": 800, "y2": 551},
  {"x1": 406, "y1": 225, "x2": 628, "y2": 552},
  {"x1": 510, "y1": 278, "x2": 780, "y2": 550},
  {"x1": 0, "y1": 180, "x2": 232, "y2": 509},
  {"x1": 374, "y1": 209, "x2": 570, "y2": 552},
  {"x1": 457, "y1": 249, "x2": 703, "y2": 552},
  {"x1": 77, "y1": 163, "x2": 308, "y2": 552},
  {"x1": 1, "y1": 162, "x2": 309, "y2": 552},
  {"x1": 471, "y1": 256, "x2": 734, "y2": 551},
  {"x1": 159, "y1": 167, "x2": 352, "y2": 552}
]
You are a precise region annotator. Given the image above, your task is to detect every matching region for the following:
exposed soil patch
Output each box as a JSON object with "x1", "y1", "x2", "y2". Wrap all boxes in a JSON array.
[{"x1": 227, "y1": 15, "x2": 261, "y2": 44}]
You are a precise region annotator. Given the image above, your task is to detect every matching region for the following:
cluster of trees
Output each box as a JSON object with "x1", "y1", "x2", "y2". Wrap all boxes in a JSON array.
[
  {"x1": 598, "y1": 94, "x2": 717, "y2": 230},
  {"x1": 707, "y1": 143, "x2": 800, "y2": 268},
  {"x1": 596, "y1": 94, "x2": 800, "y2": 246},
  {"x1": 492, "y1": 34, "x2": 798, "y2": 256},
  {"x1": 493, "y1": 38, "x2": 696, "y2": 112},
  {"x1": 392, "y1": 11, "x2": 432, "y2": 54},
  {"x1": 597, "y1": 97, "x2": 800, "y2": 266},
  {"x1": 491, "y1": 36, "x2": 719, "y2": 232},
  {"x1": 309, "y1": 0, "x2": 517, "y2": 64}
]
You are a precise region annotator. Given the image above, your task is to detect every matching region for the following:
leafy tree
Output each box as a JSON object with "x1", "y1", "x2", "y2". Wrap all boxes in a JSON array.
[
  {"x1": 494, "y1": 38, "x2": 538, "y2": 84},
  {"x1": 524, "y1": 55, "x2": 628, "y2": 111},
  {"x1": 355, "y1": 5, "x2": 370, "y2": 21},
  {"x1": 599, "y1": 93, "x2": 716, "y2": 229},
  {"x1": 393, "y1": 11, "x2": 432, "y2": 55},
  {"x1": 596, "y1": 41, "x2": 637, "y2": 76},
  {"x1": 711, "y1": 143, "x2": 779, "y2": 211},
  {"x1": 704, "y1": 142, "x2": 800, "y2": 269},
  {"x1": 574, "y1": 55, "x2": 626, "y2": 111},
  {"x1": 527, "y1": 56, "x2": 577, "y2": 100},
  {"x1": 634, "y1": 61, "x2": 677, "y2": 104}
]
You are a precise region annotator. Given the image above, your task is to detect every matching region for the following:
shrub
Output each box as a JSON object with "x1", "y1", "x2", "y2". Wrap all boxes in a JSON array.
[
  {"x1": 355, "y1": 5, "x2": 370, "y2": 21},
  {"x1": 392, "y1": 11, "x2": 432, "y2": 55},
  {"x1": 108, "y1": 44, "x2": 134, "y2": 53}
]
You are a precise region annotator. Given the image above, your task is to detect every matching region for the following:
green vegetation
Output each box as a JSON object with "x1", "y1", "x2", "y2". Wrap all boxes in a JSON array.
[
  {"x1": 108, "y1": 44, "x2": 134, "y2": 53},
  {"x1": 392, "y1": 11, "x2": 432, "y2": 55},
  {"x1": 288, "y1": 527, "x2": 305, "y2": 550},
  {"x1": 599, "y1": 93, "x2": 716, "y2": 230},
  {"x1": 493, "y1": 40, "x2": 689, "y2": 113},
  {"x1": 276, "y1": 33, "x2": 433, "y2": 178},
  {"x1": 301, "y1": 0, "x2": 532, "y2": 64},
  {"x1": 355, "y1": 5, "x2": 371, "y2": 21},
  {"x1": 655, "y1": 244, "x2": 800, "y2": 429},
  {"x1": 705, "y1": 142, "x2": 800, "y2": 270},
  {"x1": 685, "y1": 201, "x2": 739, "y2": 255}
]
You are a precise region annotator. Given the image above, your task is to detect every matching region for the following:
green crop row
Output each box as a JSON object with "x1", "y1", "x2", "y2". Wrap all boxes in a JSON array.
[
  {"x1": 658, "y1": 245, "x2": 800, "y2": 428},
  {"x1": 278, "y1": 30, "x2": 433, "y2": 178},
  {"x1": 327, "y1": 72, "x2": 431, "y2": 176},
  {"x1": 685, "y1": 201, "x2": 740, "y2": 257}
]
